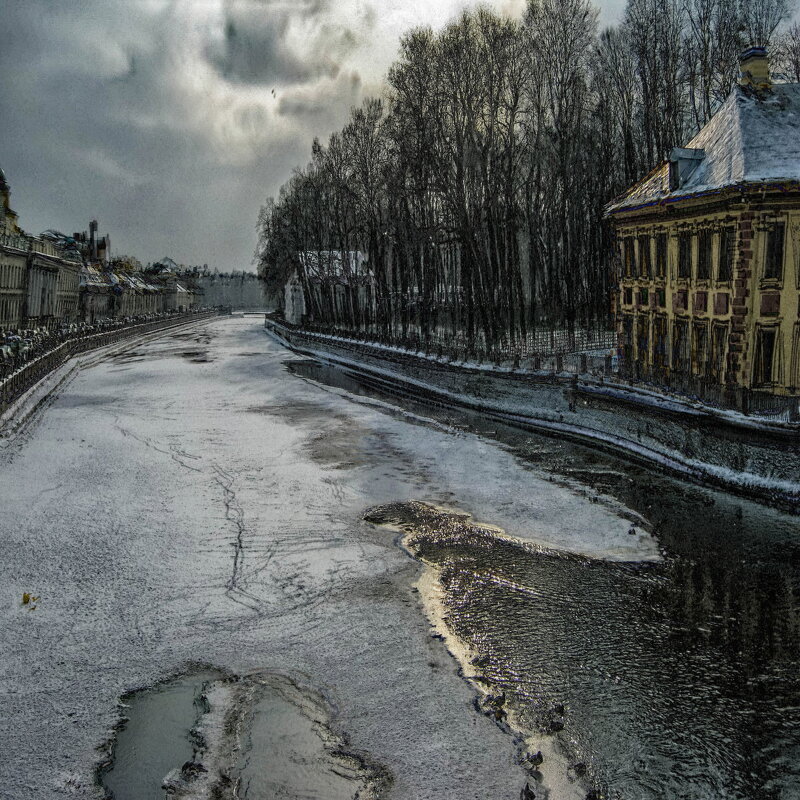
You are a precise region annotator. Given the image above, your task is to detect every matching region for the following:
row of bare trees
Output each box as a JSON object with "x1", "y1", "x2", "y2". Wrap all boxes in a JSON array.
[{"x1": 256, "y1": 0, "x2": 795, "y2": 351}]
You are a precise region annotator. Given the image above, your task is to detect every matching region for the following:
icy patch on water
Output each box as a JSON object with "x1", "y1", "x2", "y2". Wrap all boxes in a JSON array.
[
  {"x1": 99, "y1": 669, "x2": 389, "y2": 800},
  {"x1": 287, "y1": 358, "x2": 661, "y2": 563}
]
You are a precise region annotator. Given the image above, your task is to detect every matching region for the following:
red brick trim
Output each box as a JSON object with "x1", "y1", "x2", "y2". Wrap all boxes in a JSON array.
[{"x1": 726, "y1": 213, "x2": 752, "y2": 387}]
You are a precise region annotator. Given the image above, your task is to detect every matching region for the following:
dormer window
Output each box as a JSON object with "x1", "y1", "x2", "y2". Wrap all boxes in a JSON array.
[{"x1": 668, "y1": 147, "x2": 705, "y2": 191}]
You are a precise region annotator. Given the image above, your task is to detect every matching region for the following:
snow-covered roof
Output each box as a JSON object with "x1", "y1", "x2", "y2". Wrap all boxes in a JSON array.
[
  {"x1": 127, "y1": 274, "x2": 160, "y2": 292},
  {"x1": 80, "y1": 264, "x2": 110, "y2": 290},
  {"x1": 607, "y1": 83, "x2": 800, "y2": 214},
  {"x1": 298, "y1": 250, "x2": 370, "y2": 281},
  {"x1": 79, "y1": 265, "x2": 164, "y2": 292}
]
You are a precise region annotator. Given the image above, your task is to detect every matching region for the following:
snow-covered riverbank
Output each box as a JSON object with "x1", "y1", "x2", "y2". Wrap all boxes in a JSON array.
[{"x1": 266, "y1": 319, "x2": 800, "y2": 510}]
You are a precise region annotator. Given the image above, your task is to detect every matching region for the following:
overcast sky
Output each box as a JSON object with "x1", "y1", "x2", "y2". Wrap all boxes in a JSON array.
[{"x1": 0, "y1": 0, "x2": 626, "y2": 271}]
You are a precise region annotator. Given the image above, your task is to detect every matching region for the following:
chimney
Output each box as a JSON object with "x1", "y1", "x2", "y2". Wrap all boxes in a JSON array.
[
  {"x1": 89, "y1": 219, "x2": 98, "y2": 260},
  {"x1": 739, "y1": 46, "x2": 771, "y2": 92}
]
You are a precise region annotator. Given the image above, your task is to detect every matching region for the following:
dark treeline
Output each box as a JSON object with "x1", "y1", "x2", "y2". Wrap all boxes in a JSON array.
[{"x1": 256, "y1": 0, "x2": 795, "y2": 351}]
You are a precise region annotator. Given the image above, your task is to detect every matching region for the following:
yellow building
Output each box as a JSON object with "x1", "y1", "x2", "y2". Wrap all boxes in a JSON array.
[
  {"x1": 0, "y1": 168, "x2": 29, "y2": 330},
  {"x1": 606, "y1": 48, "x2": 800, "y2": 403},
  {"x1": 0, "y1": 169, "x2": 82, "y2": 330}
]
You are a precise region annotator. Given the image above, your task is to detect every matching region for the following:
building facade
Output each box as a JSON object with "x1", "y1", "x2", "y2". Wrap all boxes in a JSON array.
[
  {"x1": 0, "y1": 170, "x2": 81, "y2": 330},
  {"x1": 0, "y1": 169, "x2": 28, "y2": 330},
  {"x1": 27, "y1": 238, "x2": 82, "y2": 327},
  {"x1": 606, "y1": 48, "x2": 800, "y2": 399},
  {"x1": 0, "y1": 241, "x2": 28, "y2": 332}
]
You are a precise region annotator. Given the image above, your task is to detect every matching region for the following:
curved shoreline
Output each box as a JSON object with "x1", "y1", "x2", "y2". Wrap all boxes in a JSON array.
[
  {"x1": 365, "y1": 501, "x2": 596, "y2": 800},
  {"x1": 267, "y1": 320, "x2": 800, "y2": 513}
]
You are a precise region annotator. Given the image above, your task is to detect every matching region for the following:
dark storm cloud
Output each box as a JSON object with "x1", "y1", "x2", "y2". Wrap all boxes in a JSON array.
[
  {"x1": 0, "y1": 0, "x2": 380, "y2": 269},
  {"x1": 0, "y1": 0, "x2": 622, "y2": 271},
  {"x1": 208, "y1": 10, "x2": 317, "y2": 84},
  {"x1": 206, "y1": 0, "x2": 375, "y2": 85}
]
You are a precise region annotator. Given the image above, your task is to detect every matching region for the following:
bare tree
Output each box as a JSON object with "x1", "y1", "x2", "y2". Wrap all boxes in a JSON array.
[
  {"x1": 740, "y1": 0, "x2": 790, "y2": 46},
  {"x1": 773, "y1": 21, "x2": 800, "y2": 81},
  {"x1": 255, "y1": 0, "x2": 797, "y2": 357}
]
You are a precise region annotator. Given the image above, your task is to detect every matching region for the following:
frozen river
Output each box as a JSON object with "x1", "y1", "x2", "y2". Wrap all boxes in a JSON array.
[{"x1": 0, "y1": 315, "x2": 798, "y2": 799}]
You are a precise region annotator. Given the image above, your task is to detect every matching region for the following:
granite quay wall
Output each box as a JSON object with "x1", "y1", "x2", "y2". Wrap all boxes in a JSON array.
[{"x1": 266, "y1": 318, "x2": 800, "y2": 511}]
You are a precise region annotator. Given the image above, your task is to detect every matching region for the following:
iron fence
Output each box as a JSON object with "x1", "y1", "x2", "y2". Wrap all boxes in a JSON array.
[
  {"x1": 0, "y1": 309, "x2": 221, "y2": 418},
  {"x1": 301, "y1": 321, "x2": 616, "y2": 364}
]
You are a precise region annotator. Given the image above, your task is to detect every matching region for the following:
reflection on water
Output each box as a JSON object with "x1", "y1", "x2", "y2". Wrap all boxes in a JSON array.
[
  {"x1": 369, "y1": 502, "x2": 800, "y2": 799},
  {"x1": 289, "y1": 359, "x2": 800, "y2": 798}
]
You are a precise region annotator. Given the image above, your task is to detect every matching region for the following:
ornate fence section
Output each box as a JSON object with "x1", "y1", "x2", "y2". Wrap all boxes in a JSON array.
[
  {"x1": 0, "y1": 309, "x2": 221, "y2": 417},
  {"x1": 301, "y1": 321, "x2": 617, "y2": 366}
]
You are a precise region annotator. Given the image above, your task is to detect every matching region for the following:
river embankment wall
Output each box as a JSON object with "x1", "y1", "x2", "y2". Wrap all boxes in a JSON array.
[{"x1": 265, "y1": 318, "x2": 800, "y2": 510}]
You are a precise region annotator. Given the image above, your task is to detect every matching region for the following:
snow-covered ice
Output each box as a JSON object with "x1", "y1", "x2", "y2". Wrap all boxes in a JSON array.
[{"x1": 0, "y1": 316, "x2": 656, "y2": 798}]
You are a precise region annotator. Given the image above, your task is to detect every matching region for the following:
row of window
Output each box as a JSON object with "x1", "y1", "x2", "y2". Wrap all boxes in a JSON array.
[
  {"x1": 622, "y1": 315, "x2": 729, "y2": 382},
  {"x1": 622, "y1": 286, "x2": 667, "y2": 308},
  {"x1": 0, "y1": 261, "x2": 26, "y2": 290},
  {"x1": 622, "y1": 314, "x2": 797, "y2": 387},
  {"x1": 622, "y1": 287, "x2": 732, "y2": 316},
  {"x1": 622, "y1": 228, "x2": 735, "y2": 282},
  {"x1": 623, "y1": 234, "x2": 669, "y2": 280},
  {"x1": 621, "y1": 223, "x2": 788, "y2": 284}
]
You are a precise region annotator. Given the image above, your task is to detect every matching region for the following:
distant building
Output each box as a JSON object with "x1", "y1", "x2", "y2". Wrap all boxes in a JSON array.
[
  {"x1": 0, "y1": 169, "x2": 81, "y2": 330},
  {"x1": 79, "y1": 264, "x2": 113, "y2": 322},
  {"x1": 606, "y1": 48, "x2": 800, "y2": 398},
  {"x1": 194, "y1": 271, "x2": 265, "y2": 310},
  {"x1": 0, "y1": 169, "x2": 28, "y2": 330},
  {"x1": 147, "y1": 263, "x2": 198, "y2": 312},
  {"x1": 27, "y1": 237, "x2": 81, "y2": 327}
]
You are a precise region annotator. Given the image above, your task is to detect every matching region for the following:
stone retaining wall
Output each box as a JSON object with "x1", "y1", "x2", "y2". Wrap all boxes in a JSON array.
[{"x1": 267, "y1": 319, "x2": 800, "y2": 510}]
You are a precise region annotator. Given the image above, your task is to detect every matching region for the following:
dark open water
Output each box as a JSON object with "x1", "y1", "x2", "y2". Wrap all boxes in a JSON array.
[{"x1": 291, "y1": 358, "x2": 800, "y2": 800}]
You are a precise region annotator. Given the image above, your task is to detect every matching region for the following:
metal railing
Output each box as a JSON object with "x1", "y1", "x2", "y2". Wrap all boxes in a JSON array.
[
  {"x1": 300, "y1": 321, "x2": 616, "y2": 364},
  {"x1": 0, "y1": 233, "x2": 30, "y2": 251},
  {"x1": 1, "y1": 309, "x2": 222, "y2": 417}
]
